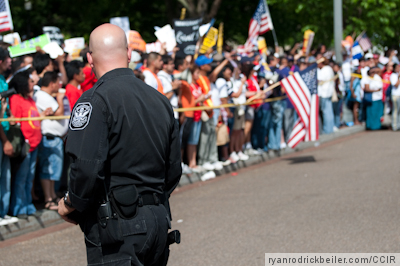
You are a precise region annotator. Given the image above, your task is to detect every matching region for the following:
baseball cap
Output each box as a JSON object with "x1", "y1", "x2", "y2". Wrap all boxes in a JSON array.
[
  {"x1": 365, "y1": 53, "x2": 373, "y2": 59},
  {"x1": 195, "y1": 55, "x2": 213, "y2": 67}
]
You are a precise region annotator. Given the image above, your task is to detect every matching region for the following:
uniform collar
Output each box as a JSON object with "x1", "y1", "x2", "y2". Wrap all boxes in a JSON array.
[{"x1": 98, "y1": 68, "x2": 134, "y2": 82}]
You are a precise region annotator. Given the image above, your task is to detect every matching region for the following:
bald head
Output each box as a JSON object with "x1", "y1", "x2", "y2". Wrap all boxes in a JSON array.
[{"x1": 87, "y1": 23, "x2": 131, "y2": 78}]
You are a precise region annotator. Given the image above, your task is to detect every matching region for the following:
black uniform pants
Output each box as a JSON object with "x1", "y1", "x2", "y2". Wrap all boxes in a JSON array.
[{"x1": 81, "y1": 204, "x2": 171, "y2": 266}]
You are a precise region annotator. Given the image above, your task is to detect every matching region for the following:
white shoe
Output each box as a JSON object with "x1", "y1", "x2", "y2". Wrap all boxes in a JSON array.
[
  {"x1": 200, "y1": 171, "x2": 216, "y2": 181},
  {"x1": 190, "y1": 166, "x2": 203, "y2": 173},
  {"x1": 333, "y1": 126, "x2": 339, "y2": 132},
  {"x1": 222, "y1": 159, "x2": 231, "y2": 166},
  {"x1": 229, "y1": 152, "x2": 239, "y2": 163},
  {"x1": 257, "y1": 148, "x2": 265, "y2": 154},
  {"x1": 0, "y1": 215, "x2": 18, "y2": 226},
  {"x1": 213, "y1": 161, "x2": 223, "y2": 171},
  {"x1": 181, "y1": 163, "x2": 192, "y2": 175},
  {"x1": 237, "y1": 151, "x2": 249, "y2": 161},
  {"x1": 202, "y1": 162, "x2": 215, "y2": 171},
  {"x1": 248, "y1": 148, "x2": 260, "y2": 155},
  {"x1": 280, "y1": 142, "x2": 287, "y2": 149}
]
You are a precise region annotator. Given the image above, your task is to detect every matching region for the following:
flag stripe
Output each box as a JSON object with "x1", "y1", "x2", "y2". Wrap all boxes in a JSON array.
[{"x1": 281, "y1": 78, "x2": 310, "y2": 127}]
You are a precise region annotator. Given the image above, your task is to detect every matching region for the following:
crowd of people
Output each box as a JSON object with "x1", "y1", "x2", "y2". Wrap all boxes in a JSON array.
[{"x1": 0, "y1": 36, "x2": 399, "y2": 225}]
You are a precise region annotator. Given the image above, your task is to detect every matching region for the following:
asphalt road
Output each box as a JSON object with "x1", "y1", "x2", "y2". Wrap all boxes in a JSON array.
[{"x1": 0, "y1": 130, "x2": 399, "y2": 266}]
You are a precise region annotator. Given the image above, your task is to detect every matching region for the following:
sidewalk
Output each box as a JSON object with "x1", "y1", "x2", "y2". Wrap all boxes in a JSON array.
[{"x1": 0, "y1": 125, "x2": 365, "y2": 242}]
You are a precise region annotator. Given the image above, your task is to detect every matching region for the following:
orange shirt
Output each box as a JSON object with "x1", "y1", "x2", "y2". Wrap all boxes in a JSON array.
[
  {"x1": 180, "y1": 80, "x2": 194, "y2": 118},
  {"x1": 196, "y1": 75, "x2": 213, "y2": 107},
  {"x1": 143, "y1": 68, "x2": 164, "y2": 95}
]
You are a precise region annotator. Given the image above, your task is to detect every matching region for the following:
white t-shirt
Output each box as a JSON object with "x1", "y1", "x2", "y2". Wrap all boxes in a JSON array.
[
  {"x1": 341, "y1": 60, "x2": 352, "y2": 82},
  {"x1": 158, "y1": 70, "x2": 178, "y2": 119},
  {"x1": 361, "y1": 66, "x2": 370, "y2": 78},
  {"x1": 317, "y1": 65, "x2": 335, "y2": 98},
  {"x1": 143, "y1": 69, "x2": 159, "y2": 90},
  {"x1": 215, "y1": 78, "x2": 229, "y2": 100},
  {"x1": 33, "y1": 90, "x2": 69, "y2": 136},
  {"x1": 370, "y1": 74, "x2": 383, "y2": 101},
  {"x1": 390, "y1": 72, "x2": 400, "y2": 97}
]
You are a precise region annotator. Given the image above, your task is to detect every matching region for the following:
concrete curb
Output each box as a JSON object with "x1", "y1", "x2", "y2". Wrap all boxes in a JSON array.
[{"x1": 0, "y1": 125, "x2": 365, "y2": 242}]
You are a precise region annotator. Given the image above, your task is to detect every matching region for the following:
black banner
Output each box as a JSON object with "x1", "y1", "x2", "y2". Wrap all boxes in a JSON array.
[{"x1": 173, "y1": 18, "x2": 202, "y2": 58}]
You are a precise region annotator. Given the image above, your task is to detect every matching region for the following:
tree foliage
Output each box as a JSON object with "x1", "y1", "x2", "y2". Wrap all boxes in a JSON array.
[{"x1": 7, "y1": 0, "x2": 400, "y2": 50}]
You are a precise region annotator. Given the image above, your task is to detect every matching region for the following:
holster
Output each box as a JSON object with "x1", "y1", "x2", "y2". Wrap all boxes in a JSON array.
[{"x1": 97, "y1": 200, "x2": 123, "y2": 246}]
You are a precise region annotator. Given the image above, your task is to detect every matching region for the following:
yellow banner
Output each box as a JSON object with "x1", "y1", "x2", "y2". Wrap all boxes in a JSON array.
[
  {"x1": 199, "y1": 27, "x2": 218, "y2": 54},
  {"x1": 217, "y1": 23, "x2": 223, "y2": 54},
  {"x1": 258, "y1": 37, "x2": 267, "y2": 55}
]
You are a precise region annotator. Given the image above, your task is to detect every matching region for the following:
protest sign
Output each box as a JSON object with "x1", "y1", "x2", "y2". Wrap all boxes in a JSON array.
[
  {"x1": 64, "y1": 37, "x2": 85, "y2": 59},
  {"x1": 146, "y1": 41, "x2": 162, "y2": 53},
  {"x1": 127, "y1": 31, "x2": 146, "y2": 52},
  {"x1": 43, "y1": 42, "x2": 64, "y2": 59},
  {"x1": 2, "y1": 32, "x2": 21, "y2": 46},
  {"x1": 154, "y1": 24, "x2": 176, "y2": 52},
  {"x1": 199, "y1": 27, "x2": 218, "y2": 54},
  {"x1": 174, "y1": 17, "x2": 202, "y2": 58},
  {"x1": 110, "y1": 17, "x2": 130, "y2": 32},
  {"x1": 8, "y1": 34, "x2": 51, "y2": 58},
  {"x1": 43, "y1": 26, "x2": 64, "y2": 46},
  {"x1": 217, "y1": 23, "x2": 223, "y2": 54},
  {"x1": 302, "y1": 29, "x2": 315, "y2": 55}
]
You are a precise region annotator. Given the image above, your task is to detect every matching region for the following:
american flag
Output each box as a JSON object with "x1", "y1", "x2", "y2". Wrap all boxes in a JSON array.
[
  {"x1": 281, "y1": 63, "x2": 319, "y2": 148},
  {"x1": 356, "y1": 32, "x2": 372, "y2": 52},
  {"x1": 0, "y1": 0, "x2": 13, "y2": 33},
  {"x1": 238, "y1": 0, "x2": 274, "y2": 53}
]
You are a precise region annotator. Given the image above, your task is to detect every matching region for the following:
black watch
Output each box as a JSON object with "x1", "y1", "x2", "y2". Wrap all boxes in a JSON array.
[{"x1": 64, "y1": 192, "x2": 74, "y2": 208}]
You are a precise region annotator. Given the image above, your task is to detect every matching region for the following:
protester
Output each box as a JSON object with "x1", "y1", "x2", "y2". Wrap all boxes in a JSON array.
[
  {"x1": 34, "y1": 71, "x2": 68, "y2": 211},
  {"x1": 317, "y1": 57, "x2": 335, "y2": 134},
  {"x1": 349, "y1": 68, "x2": 362, "y2": 125},
  {"x1": 80, "y1": 48, "x2": 97, "y2": 92},
  {"x1": 65, "y1": 60, "x2": 85, "y2": 109},
  {"x1": 0, "y1": 47, "x2": 14, "y2": 223},
  {"x1": 158, "y1": 55, "x2": 181, "y2": 120},
  {"x1": 143, "y1": 52, "x2": 164, "y2": 94},
  {"x1": 9, "y1": 68, "x2": 52, "y2": 218},
  {"x1": 363, "y1": 67, "x2": 383, "y2": 130}
]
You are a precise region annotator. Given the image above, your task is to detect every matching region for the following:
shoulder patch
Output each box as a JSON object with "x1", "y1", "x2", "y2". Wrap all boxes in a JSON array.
[{"x1": 69, "y1": 102, "x2": 92, "y2": 131}]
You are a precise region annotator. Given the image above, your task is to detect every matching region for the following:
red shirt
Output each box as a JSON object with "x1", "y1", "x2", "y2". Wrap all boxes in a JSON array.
[
  {"x1": 81, "y1": 66, "x2": 97, "y2": 92},
  {"x1": 9, "y1": 94, "x2": 42, "y2": 152},
  {"x1": 190, "y1": 83, "x2": 203, "y2": 122},
  {"x1": 247, "y1": 77, "x2": 261, "y2": 108},
  {"x1": 66, "y1": 83, "x2": 83, "y2": 110}
]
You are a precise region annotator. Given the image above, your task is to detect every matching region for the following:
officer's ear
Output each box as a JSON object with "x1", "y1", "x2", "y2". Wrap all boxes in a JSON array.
[
  {"x1": 87, "y1": 52, "x2": 94, "y2": 68},
  {"x1": 127, "y1": 47, "x2": 132, "y2": 65}
]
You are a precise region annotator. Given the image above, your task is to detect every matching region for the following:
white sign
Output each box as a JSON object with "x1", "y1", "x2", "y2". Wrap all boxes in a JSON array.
[
  {"x1": 110, "y1": 17, "x2": 130, "y2": 32},
  {"x1": 154, "y1": 24, "x2": 176, "y2": 53}
]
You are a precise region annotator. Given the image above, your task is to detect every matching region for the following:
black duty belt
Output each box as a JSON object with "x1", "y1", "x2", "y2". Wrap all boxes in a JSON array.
[{"x1": 139, "y1": 193, "x2": 160, "y2": 206}]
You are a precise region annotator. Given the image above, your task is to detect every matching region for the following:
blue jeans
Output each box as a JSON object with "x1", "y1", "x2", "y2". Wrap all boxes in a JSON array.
[
  {"x1": 38, "y1": 136, "x2": 64, "y2": 181},
  {"x1": 11, "y1": 148, "x2": 39, "y2": 216},
  {"x1": 319, "y1": 97, "x2": 334, "y2": 134},
  {"x1": 0, "y1": 140, "x2": 11, "y2": 218},
  {"x1": 212, "y1": 109, "x2": 220, "y2": 126},
  {"x1": 251, "y1": 108, "x2": 271, "y2": 151},
  {"x1": 268, "y1": 100, "x2": 284, "y2": 150},
  {"x1": 332, "y1": 97, "x2": 343, "y2": 128}
]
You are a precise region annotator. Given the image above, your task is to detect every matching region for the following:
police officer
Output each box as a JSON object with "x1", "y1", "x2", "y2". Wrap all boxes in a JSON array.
[{"x1": 58, "y1": 24, "x2": 182, "y2": 265}]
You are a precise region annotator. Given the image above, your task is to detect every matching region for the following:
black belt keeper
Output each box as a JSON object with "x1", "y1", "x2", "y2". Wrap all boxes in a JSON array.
[{"x1": 139, "y1": 193, "x2": 160, "y2": 206}]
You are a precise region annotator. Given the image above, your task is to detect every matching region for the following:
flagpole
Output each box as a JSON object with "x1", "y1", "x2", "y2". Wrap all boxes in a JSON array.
[
  {"x1": 271, "y1": 28, "x2": 279, "y2": 48},
  {"x1": 264, "y1": 0, "x2": 278, "y2": 48}
]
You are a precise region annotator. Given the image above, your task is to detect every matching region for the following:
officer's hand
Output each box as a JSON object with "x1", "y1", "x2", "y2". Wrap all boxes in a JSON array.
[{"x1": 58, "y1": 199, "x2": 78, "y2": 225}]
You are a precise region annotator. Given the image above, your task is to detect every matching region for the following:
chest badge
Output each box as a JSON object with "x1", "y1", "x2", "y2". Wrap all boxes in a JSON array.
[{"x1": 69, "y1": 102, "x2": 92, "y2": 130}]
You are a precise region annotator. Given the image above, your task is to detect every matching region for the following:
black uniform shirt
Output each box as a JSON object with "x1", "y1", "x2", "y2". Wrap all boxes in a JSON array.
[{"x1": 66, "y1": 68, "x2": 182, "y2": 213}]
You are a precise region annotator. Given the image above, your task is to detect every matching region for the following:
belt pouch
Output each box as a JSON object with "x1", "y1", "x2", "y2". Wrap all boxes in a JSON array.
[
  {"x1": 97, "y1": 200, "x2": 123, "y2": 246},
  {"x1": 110, "y1": 185, "x2": 139, "y2": 220}
]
